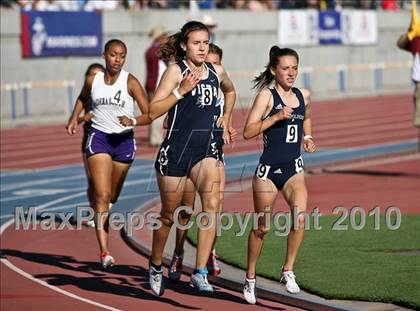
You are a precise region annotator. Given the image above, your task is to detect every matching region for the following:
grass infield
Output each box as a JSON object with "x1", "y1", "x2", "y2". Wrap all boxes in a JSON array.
[{"x1": 187, "y1": 214, "x2": 420, "y2": 309}]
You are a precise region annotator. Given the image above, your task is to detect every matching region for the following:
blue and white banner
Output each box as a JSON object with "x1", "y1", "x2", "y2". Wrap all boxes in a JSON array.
[
  {"x1": 279, "y1": 10, "x2": 377, "y2": 46},
  {"x1": 318, "y1": 10, "x2": 342, "y2": 45},
  {"x1": 21, "y1": 11, "x2": 102, "y2": 57}
]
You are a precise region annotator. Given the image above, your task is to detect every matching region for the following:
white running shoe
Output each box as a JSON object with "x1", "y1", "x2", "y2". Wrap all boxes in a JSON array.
[
  {"x1": 190, "y1": 270, "x2": 213, "y2": 294},
  {"x1": 243, "y1": 278, "x2": 257, "y2": 304},
  {"x1": 100, "y1": 252, "x2": 115, "y2": 269},
  {"x1": 280, "y1": 270, "x2": 300, "y2": 294},
  {"x1": 149, "y1": 263, "x2": 164, "y2": 296}
]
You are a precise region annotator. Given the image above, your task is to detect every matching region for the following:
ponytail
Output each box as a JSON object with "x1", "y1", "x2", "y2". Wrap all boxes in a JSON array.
[
  {"x1": 158, "y1": 33, "x2": 184, "y2": 62},
  {"x1": 253, "y1": 46, "x2": 299, "y2": 91},
  {"x1": 84, "y1": 63, "x2": 105, "y2": 77}
]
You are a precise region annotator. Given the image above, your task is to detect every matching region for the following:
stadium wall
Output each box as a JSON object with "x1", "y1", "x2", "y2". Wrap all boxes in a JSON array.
[{"x1": 0, "y1": 9, "x2": 412, "y2": 125}]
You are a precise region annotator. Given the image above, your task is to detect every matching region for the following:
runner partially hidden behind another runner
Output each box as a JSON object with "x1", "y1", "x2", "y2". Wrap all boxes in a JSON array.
[{"x1": 66, "y1": 63, "x2": 104, "y2": 228}]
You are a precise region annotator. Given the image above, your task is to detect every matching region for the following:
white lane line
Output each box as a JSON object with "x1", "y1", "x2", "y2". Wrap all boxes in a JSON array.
[
  {"x1": 1, "y1": 144, "x2": 81, "y2": 159},
  {"x1": 0, "y1": 160, "x2": 152, "y2": 178},
  {"x1": 1, "y1": 192, "x2": 86, "y2": 230},
  {"x1": 2, "y1": 138, "x2": 80, "y2": 151},
  {"x1": 0, "y1": 258, "x2": 121, "y2": 311},
  {"x1": 1, "y1": 163, "x2": 87, "y2": 177},
  {"x1": 0, "y1": 215, "x2": 14, "y2": 220},
  {"x1": 2, "y1": 133, "x2": 143, "y2": 151},
  {"x1": 0, "y1": 192, "x2": 121, "y2": 311},
  {"x1": 4, "y1": 154, "x2": 86, "y2": 167},
  {"x1": 2, "y1": 177, "x2": 153, "y2": 202},
  {"x1": 1, "y1": 189, "x2": 83, "y2": 203},
  {"x1": 2, "y1": 162, "x2": 153, "y2": 192},
  {"x1": 319, "y1": 131, "x2": 415, "y2": 147},
  {"x1": 2, "y1": 174, "x2": 87, "y2": 192},
  {"x1": 34, "y1": 192, "x2": 155, "y2": 213},
  {"x1": 322, "y1": 153, "x2": 420, "y2": 171},
  {"x1": 0, "y1": 192, "x2": 155, "y2": 219}
]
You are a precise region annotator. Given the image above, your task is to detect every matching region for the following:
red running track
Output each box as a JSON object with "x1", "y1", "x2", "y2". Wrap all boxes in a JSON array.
[
  {"x1": 0, "y1": 223, "x2": 301, "y2": 311},
  {"x1": 1, "y1": 93, "x2": 419, "y2": 310},
  {"x1": 222, "y1": 154, "x2": 420, "y2": 215},
  {"x1": 1, "y1": 93, "x2": 417, "y2": 170}
]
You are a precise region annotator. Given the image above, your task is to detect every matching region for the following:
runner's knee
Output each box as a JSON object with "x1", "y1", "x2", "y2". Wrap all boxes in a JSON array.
[
  {"x1": 201, "y1": 196, "x2": 219, "y2": 214},
  {"x1": 294, "y1": 212, "x2": 306, "y2": 230},
  {"x1": 95, "y1": 191, "x2": 111, "y2": 207},
  {"x1": 253, "y1": 224, "x2": 270, "y2": 238},
  {"x1": 160, "y1": 209, "x2": 174, "y2": 227}
]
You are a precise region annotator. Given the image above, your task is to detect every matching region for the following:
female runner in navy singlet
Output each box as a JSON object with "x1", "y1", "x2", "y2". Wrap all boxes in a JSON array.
[
  {"x1": 167, "y1": 43, "x2": 237, "y2": 281},
  {"x1": 147, "y1": 21, "x2": 236, "y2": 296},
  {"x1": 242, "y1": 46, "x2": 316, "y2": 304}
]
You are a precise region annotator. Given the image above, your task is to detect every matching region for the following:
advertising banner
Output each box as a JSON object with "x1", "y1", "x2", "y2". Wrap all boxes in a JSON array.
[
  {"x1": 342, "y1": 10, "x2": 377, "y2": 45},
  {"x1": 318, "y1": 10, "x2": 342, "y2": 45},
  {"x1": 278, "y1": 10, "x2": 318, "y2": 46},
  {"x1": 21, "y1": 11, "x2": 102, "y2": 57}
]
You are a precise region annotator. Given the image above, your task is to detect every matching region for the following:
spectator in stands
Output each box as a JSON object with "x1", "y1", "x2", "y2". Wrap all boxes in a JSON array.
[
  {"x1": 213, "y1": 0, "x2": 230, "y2": 8},
  {"x1": 248, "y1": 0, "x2": 274, "y2": 10},
  {"x1": 201, "y1": 15, "x2": 217, "y2": 43},
  {"x1": 124, "y1": 0, "x2": 149, "y2": 10},
  {"x1": 84, "y1": 0, "x2": 122, "y2": 11},
  {"x1": 382, "y1": 0, "x2": 399, "y2": 10},
  {"x1": 148, "y1": 0, "x2": 179, "y2": 9},
  {"x1": 0, "y1": 0, "x2": 17, "y2": 8},
  {"x1": 10, "y1": 0, "x2": 393, "y2": 10},
  {"x1": 38, "y1": 0, "x2": 61, "y2": 10},
  {"x1": 277, "y1": 0, "x2": 301, "y2": 9},
  {"x1": 19, "y1": 0, "x2": 79, "y2": 11},
  {"x1": 231, "y1": 0, "x2": 246, "y2": 9},
  {"x1": 305, "y1": 0, "x2": 319, "y2": 9},
  {"x1": 145, "y1": 25, "x2": 168, "y2": 145},
  {"x1": 198, "y1": 0, "x2": 214, "y2": 9},
  {"x1": 397, "y1": 0, "x2": 420, "y2": 151}
]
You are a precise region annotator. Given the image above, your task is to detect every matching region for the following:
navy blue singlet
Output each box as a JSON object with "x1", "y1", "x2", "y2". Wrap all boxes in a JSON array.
[
  {"x1": 163, "y1": 60, "x2": 220, "y2": 148},
  {"x1": 259, "y1": 87, "x2": 306, "y2": 166}
]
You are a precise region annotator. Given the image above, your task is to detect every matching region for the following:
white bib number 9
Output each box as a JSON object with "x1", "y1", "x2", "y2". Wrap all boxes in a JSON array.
[
  {"x1": 286, "y1": 124, "x2": 298, "y2": 143},
  {"x1": 256, "y1": 163, "x2": 270, "y2": 180},
  {"x1": 294, "y1": 156, "x2": 304, "y2": 173}
]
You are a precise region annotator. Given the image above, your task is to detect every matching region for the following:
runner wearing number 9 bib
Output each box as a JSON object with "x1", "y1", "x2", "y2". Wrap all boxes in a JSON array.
[{"x1": 242, "y1": 46, "x2": 316, "y2": 304}]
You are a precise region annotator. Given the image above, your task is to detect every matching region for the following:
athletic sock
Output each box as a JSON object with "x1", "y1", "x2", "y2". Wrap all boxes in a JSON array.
[
  {"x1": 193, "y1": 268, "x2": 208, "y2": 275},
  {"x1": 150, "y1": 260, "x2": 162, "y2": 271}
]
